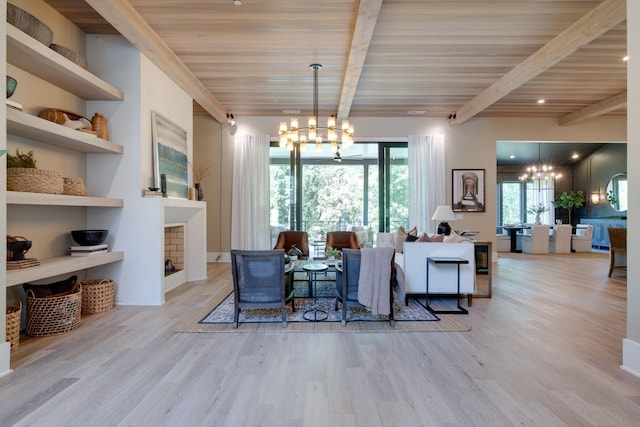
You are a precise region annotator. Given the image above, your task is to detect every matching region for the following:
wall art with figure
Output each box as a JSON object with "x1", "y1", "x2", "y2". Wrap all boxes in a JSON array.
[{"x1": 452, "y1": 169, "x2": 485, "y2": 212}]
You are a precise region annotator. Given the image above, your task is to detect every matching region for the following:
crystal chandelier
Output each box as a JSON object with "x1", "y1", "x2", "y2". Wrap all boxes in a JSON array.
[{"x1": 278, "y1": 64, "x2": 354, "y2": 153}]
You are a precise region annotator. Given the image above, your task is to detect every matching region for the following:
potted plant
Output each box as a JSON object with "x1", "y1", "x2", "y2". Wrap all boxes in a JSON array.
[
  {"x1": 552, "y1": 190, "x2": 585, "y2": 225},
  {"x1": 526, "y1": 203, "x2": 548, "y2": 225},
  {"x1": 324, "y1": 247, "x2": 340, "y2": 260}
]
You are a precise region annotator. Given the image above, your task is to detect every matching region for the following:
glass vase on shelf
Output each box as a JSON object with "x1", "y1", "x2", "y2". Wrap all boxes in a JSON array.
[{"x1": 194, "y1": 183, "x2": 204, "y2": 201}]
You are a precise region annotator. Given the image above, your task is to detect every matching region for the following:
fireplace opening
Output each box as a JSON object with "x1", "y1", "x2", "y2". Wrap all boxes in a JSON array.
[{"x1": 164, "y1": 225, "x2": 184, "y2": 276}]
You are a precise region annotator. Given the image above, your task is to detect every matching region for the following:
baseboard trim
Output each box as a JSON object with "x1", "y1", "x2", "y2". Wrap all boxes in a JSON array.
[{"x1": 621, "y1": 338, "x2": 640, "y2": 378}]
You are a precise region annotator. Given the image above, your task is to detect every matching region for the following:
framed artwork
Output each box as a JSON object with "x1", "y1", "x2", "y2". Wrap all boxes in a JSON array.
[
  {"x1": 452, "y1": 169, "x2": 485, "y2": 212},
  {"x1": 152, "y1": 111, "x2": 189, "y2": 198}
]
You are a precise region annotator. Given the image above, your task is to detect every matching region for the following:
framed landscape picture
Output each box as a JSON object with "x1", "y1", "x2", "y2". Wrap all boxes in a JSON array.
[
  {"x1": 152, "y1": 111, "x2": 189, "y2": 198},
  {"x1": 452, "y1": 169, "x2": 485, "y2": 212}
]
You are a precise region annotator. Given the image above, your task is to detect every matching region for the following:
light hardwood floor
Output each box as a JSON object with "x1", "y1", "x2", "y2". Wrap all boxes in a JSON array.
[{"x1": 0, "y1": 252, "x2": 638, "y2": 426}]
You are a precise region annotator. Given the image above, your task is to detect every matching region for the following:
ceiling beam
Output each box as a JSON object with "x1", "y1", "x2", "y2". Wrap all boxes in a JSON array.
[
  {"x1": 449, "y1": 0, "x2": 626, "y2": 126},
  {"x1": 559, "y1": 91, "x2": 627, "y2": 126},
  {"x1": 85, "y1": 0, "x2": 227, "y2": 124},
  {"x1": 337, "y1": 0, "x2": 383, "y2": 120}
]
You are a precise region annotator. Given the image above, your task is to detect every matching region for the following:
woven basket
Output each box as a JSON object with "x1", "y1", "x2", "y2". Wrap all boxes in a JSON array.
[
  {"x1": 62, "y1": 177, "x2": 87, "y2": 196},
  {"x1": 6, "y1": 302, "x2": 21, "y2": 352},
  {"x1": 7, "y1": 168, "x2": 64, "y2": 194},
  {"x1": 81, "y1": 279, "x2": 114, "y2": 314},
  {"x1": 26, "y1": 287, "x2": 81, "y2": 337}
]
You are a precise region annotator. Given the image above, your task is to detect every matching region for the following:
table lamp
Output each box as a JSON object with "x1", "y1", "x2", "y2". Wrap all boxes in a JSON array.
[{"x1": 431, "y1": 205, "x2": 457, "y2": 235}]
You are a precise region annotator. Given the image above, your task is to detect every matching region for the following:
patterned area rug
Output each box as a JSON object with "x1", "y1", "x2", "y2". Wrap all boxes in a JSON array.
[{"x1": 199, "y1": 291, "x2": 439, "y2": 325}]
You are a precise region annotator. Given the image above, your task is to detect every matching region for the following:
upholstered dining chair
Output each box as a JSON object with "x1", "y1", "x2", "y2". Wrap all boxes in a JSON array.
[
  {"x1": 548, "y1": 224, "x2": 572, "y2": 253},
  {"x1": 326, "y1": 231, "x2": 359, "y2": 251},
  {"x1": 607, "y1": 227, "x2": 627, "y2": 277},
  {"x1": 521, "y1": 225, "x2": 550, "y2": 254},
  {"x1": 230, "y1": 249, "x2": 295, "y2": 328},
  {"x1": 273, "y1": 230, "x2": 309, "y2": 257},
  {"x1": 335, "y1": 248, "x2": 395, "y2": 327},
  {"x1": 571, "y1": 224, "x2": 593, "y2": 252}
]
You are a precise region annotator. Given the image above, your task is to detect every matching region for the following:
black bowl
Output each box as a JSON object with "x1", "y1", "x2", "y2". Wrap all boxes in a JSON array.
[
  {"x1": 7, "y1": 240, "x2": 32, "y2": 261},
  {"x1": 71, "y1": 230, "x2": 108, "y2": 246}
]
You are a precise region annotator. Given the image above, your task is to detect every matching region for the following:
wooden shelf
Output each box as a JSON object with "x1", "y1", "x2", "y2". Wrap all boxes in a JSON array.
[
  {"x1": 6, "y1": 252, "x2": 124, "y2": 287},
  {"x1": 7, "y1": 108, "x2": 123, "y2": 154},
  {"x1": 6, "y1": 24, "x2": 124, "y2": 101},
  {"x1": 7, "y1": 191, "x2": 124, "y2": 207}
]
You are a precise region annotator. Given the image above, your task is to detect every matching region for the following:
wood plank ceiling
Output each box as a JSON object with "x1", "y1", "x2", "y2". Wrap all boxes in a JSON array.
[{"x1": 44, "y1": 0, "x2": 627, "y2": 127}]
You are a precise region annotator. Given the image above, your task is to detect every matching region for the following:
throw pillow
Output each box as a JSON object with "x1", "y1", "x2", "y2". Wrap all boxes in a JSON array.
[
  {"x1": 418, "y1": 233, "x2": 444, "y2": 242},
  {"x1": 394, "y1": 226, "x2": 418, "y2": 252},
  {"x1": 405, "y1": 234, "x2": 419, "y2": 242}
]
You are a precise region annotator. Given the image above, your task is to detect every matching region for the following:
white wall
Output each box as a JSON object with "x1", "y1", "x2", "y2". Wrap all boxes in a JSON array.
[
  {"x1": 86, "y1": 36, "x2": 193, "y2": 306},
  {"x1": 623, "y1": 0, "x2": 640, "y2": 377}
]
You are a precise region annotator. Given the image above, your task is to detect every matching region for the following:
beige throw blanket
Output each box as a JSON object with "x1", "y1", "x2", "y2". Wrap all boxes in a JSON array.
[{"x1": 357, "y1": 247, "x2": 395, "y2": 315}]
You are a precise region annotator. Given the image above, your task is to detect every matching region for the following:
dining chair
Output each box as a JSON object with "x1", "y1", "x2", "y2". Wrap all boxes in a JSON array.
[
  {"x1": 334, "y1": 248, "x2": 395, "y2": 327},
  {"x1": 548, "y1": 224, "x2": 572, "y2": 253},
  {"x1": 607, "y1": 228, "x2": 627, "y2": 277},
  {"x1": 230, "y1": 249, "x2": 295, "y2": 328},
  {"x1": 521, "y1": 225, "x2": 550, "y2": 254},
  {"x1": 571, "y1": 224, "x2": 593, "y2": 252},
  {"x1": 273, "y1": 230, "x2": 309, "y2": 257}
]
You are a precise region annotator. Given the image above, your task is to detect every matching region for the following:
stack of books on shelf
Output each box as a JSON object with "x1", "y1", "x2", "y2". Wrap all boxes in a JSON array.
[
  {"x1": 7, "y1": 258, "x2": 40, "y2": 269},
  {"x1": 70, "y1": 244, "x2": 109, "y2": 256}
]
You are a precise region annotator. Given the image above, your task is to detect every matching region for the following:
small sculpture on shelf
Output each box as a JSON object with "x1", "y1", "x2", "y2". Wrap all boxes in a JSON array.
[{"x1": 287, "y1": 244, "x2": 303, "y2": 261}]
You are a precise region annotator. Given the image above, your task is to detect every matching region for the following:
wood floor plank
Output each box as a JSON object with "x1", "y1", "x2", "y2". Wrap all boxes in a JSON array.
[{"x1": 0, "y1": 253, "x2": 639, "y2": 426}]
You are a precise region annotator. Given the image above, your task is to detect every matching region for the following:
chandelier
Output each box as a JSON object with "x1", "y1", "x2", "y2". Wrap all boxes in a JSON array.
[
  {"x1": 278, "y1": 64, "x2": 354, "y2": 153},
  {"x1": 518, "y1": 143, "x2": 561, "y2": 183}
]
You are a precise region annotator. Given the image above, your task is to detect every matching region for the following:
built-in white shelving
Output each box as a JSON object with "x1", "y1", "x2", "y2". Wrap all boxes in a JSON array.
[
  {"x1": 5, "y1": 22, "x2": 126, "y2": 288},
  {"x1": 6, "y1": 252, "x2": 125, "y2": 287},
  {"x1": 6, "y1": 24, "x2": 124, "y2": 101},
  {"x1": 6, "y1": 108, "x2": 123, "y2": 154},
  {"x1": 7, "y1": 191, "x2": 123, "y2": 207}
]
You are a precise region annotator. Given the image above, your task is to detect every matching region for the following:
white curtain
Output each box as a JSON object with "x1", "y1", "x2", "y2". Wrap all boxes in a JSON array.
[
  {"x1": 527, "y1": 178, "x2": 555, "y2": 224},
  {"x1": 408, "y1": 135, "x2": 446, "y2": 234},
  {"x1": 231, "y1": 134, "x2": 271, "y2": 250}
]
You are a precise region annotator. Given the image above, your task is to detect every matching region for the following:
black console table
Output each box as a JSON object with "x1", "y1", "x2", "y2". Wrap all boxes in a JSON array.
[{"x1": 426, "y1": 257, "x2": 469, "y2": 314}]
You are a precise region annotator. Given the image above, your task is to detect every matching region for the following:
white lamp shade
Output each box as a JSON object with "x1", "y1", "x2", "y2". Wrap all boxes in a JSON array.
[{"x1": 431, "y1": 205, "x2": 456, "y2": 221}]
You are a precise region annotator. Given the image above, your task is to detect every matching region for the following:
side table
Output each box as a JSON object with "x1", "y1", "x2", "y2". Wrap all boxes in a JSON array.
[
  {"x1": 426, "y1": 257, "x2": 469, "y2": 314},
  {"x1": 302, "y1": 263, "x2": 329, "y2": 321}
]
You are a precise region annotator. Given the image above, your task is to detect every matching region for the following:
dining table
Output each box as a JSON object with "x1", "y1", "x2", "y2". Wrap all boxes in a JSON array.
[{"x1": 501, "y1": 225, "x2": 532, "y2": 253}]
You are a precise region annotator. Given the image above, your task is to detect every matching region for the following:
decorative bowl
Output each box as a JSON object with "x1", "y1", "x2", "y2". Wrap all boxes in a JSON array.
[
  {"x1": 49, "y1": 44, "x2": 88, "y2": 69},
  {"x1": 6, "y1": 76, "x2": 17, "y2": 98},
  {"x1": 7, "y1": 3, "x2": 54, "y2": 46},
  {"x1": 70, "y1": 230, "x2": 108, "y2": 246},
  {"x1": 7, "y1": 240, "x2": 32, "y2": 261}
]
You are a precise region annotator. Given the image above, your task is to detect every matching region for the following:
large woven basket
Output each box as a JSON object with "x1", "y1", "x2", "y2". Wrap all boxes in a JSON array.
[
  {"x1": 26, "y1": 287, "x2": 81, "y2": 337},
  {"x1": 62, "y1": 177, "x2": 87, "y2": 196},
  {"x1": 6, "y1": 301, "x2": 21, "y2": 352},
  {"x1": 81, "y1": 279, "x2": 114, "y2": 314},
  {"x1": 7, "y1": 168, "x2": 64, "y2": 194}
]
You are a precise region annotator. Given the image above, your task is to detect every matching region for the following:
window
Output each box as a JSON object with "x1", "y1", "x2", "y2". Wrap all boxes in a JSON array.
[{"x1": 269, "y1": 142, "x2": 407, "y2": 243}]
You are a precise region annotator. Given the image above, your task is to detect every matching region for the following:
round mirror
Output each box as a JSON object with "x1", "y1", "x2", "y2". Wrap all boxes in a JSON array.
[{"x1": 606, "y1": 173, "x2": 627, "y2": 211}]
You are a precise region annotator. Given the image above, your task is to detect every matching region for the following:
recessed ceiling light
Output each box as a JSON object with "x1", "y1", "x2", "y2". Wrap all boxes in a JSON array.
[
  {"x1": 623, "y1": 55, "x2": 629, "y2": 61},
  {"x1": 407, "y1": 110, "x2": 425, "y2": 115},
  {"x1": 537, "y1": 99, "x2": 545, "y2": 104}
]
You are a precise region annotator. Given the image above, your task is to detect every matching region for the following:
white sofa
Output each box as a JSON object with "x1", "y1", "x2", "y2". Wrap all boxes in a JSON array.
[{"x1": 394, "y1": 241, "x2": 476, "y2": 302}]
